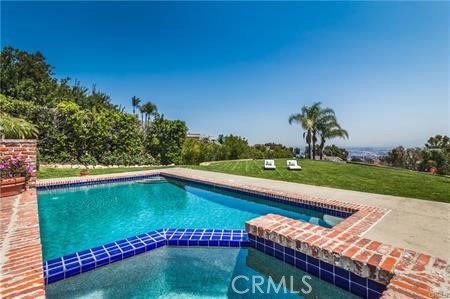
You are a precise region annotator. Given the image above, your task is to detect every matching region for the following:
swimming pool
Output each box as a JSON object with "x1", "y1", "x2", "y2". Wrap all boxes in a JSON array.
[
  {"x1": 38, "y1": 177, "x2": 344, "y2": 260},
  {"x1": 45, "y1": 247, "x2": 360, "y2": 299}
]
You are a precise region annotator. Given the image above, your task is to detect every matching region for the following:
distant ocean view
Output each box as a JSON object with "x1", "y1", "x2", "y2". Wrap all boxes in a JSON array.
[{"x1": 345, "y1": 147, "x2": 392, "y2": 159}]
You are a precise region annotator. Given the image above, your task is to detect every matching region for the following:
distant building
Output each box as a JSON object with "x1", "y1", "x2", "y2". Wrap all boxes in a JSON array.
[
  {"x1": 186, "y1": 133, "x2": 202, "y2": 139},
  {"x1": 187, "y1": 133, "x2": 217, "y2": 142}
]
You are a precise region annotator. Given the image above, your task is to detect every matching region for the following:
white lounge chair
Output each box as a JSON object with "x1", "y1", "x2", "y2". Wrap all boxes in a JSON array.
[
  {"x1": 264, "y1": 159, "x2": 276, "y2": 170},
  {"x1": 287, "y1": 160, "x2": 302, "y2": 170}
]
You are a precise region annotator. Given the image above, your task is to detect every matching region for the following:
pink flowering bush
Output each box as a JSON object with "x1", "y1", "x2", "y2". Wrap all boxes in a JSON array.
[{"x1": 0, "y1": 157, "x2": 33, "y2": 181}]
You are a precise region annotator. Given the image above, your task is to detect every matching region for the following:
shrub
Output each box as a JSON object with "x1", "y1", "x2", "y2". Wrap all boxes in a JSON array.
[
  {"x1": 323, "y1": 145, "x2": 348, "y2": 160},
  {"x1": 0, "y1": 157, "x2": 33, "y2": 181}
]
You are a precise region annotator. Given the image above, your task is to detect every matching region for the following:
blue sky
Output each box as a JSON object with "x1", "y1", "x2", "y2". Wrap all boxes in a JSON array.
[{"x1": 1, "y1": 1, "x2": 448, "y2": 147}]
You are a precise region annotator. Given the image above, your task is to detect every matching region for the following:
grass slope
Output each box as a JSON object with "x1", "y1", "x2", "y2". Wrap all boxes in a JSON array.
[
  {"x1": 189, "y1": 159, "x2": 449, "y2": 203},
  {"x1": 37, "y1": 166, "x2": 171, "y2": 179}
]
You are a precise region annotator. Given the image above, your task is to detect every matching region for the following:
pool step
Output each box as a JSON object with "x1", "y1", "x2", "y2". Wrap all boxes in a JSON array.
[{"x1": 43, "y1": 228, "x2": 249, "y2": 284}]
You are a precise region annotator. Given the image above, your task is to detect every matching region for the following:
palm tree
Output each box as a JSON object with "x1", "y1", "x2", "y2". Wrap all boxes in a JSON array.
[
  {"x1": 289, "y1": 106, "x2": 312, "y2": 159},
  {"x1": 289, "y1": 102, "x2": 323, "y2": 159},
  {"x1": 289, "y1": 102, "x2": 348, "y2": 160},
  {"x1": 317, "y1": 118, "x2": 349, "y2": 160},
  {"x1": 131, "y1": 96, "x2": 141, "y2": 116},
  {"x1": 140, "y1": 102, "x2": 158, "y2": 127}
]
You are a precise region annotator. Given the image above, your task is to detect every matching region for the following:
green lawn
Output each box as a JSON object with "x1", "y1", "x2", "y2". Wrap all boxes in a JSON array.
[
  {"x1": 188, "y1": 159, "x2": 450, "y2": 203},
  {"x1": 37, "y1": 166, "x2": 172, "y2": 179}
]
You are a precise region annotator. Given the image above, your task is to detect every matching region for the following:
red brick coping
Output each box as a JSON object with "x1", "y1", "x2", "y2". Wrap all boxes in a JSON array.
[
  {"x1": 246, "y1": 214, "x2": 448, "y2": 298},
  {"x1": 0, "y1": 189, "x2": 45, "y2": 299}
]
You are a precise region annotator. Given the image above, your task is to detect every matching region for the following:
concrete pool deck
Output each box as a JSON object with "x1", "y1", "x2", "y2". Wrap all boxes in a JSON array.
[{"x1": 161, "y1": 168, "x2": 450, "y2": 261}]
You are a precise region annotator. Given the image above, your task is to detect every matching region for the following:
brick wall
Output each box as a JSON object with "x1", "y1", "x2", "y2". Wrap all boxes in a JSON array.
[{"x1": 0, "y1": 139, "x2": 37, "y2": 187}]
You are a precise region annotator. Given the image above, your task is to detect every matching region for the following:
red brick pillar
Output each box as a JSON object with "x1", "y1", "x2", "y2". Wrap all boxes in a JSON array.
[{"x1": 0, "y1": 139, "x2": 37, "y2": 187}]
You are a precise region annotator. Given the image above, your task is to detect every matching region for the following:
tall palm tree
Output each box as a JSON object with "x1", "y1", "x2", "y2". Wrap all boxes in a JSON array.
[
  {"x1": 131, "y1": 96, "x2": 141, "y2": 116},
  {"x1": 289, "y1": 102, "x2": 323, "y2": 159},
  {"x1": 289, "y1": 102, "x2": 348, "y2": 160},
  {"x1": 140, "y1": 102, "x2": 158, "y2": 127},
  {"x1": 317, "y1": 117, "x2": 349, "y2": 160},
  {"x1": 289, "y1": 106, "x2": 312, "y2": 159}
]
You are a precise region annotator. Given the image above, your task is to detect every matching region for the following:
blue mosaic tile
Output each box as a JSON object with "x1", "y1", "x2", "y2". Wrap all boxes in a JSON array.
[
  {"x1": 247, "y1": 233, "x2": 385, "y2": 299},
  {"x1": 308, "y1": 264, "x2": 320, "y2": 277},
  {"x1": 37, "y1": 174, "x2": 161, "y2": 191},
  {"x1": 48, "y1": 266, "x2": 64, "y2": 276},
  {"x1": 45, "y1": 226, "x2": 376, "y2": 299},
  {"x1": 368, "y1": 279, "x2": 385, "y2": 293},
  {"x1": 335, "y1": 275, "x2": 350, "y2": 292},
  {"x1": 335, "y1": 266, "x2": 350, "y2": 279},
  {"x1": 368, "y1": 289, "x2": 383, "y2": 299},
  {"x1": 295, "y1": 259, "x2": 307, "y2": 271},
  {"x1": 47, "y1": 272, "x2": 64, "y2": 284},
  {"x1": 320, "y1": 260, "x2": 334, "y2": 272},
  {"x1": 351, "y1": 282, "x2": 367, "y2": 297},
  {"x1": 42, "y1": 227, "x2": 248, "y2": 284},
  {"x1": 295, "y1": 250, "x2": 306, "y2": 261},
  {"x1": 160, "y1": 174, "x2": 353, "y2": 218},
  {"x1": 320, "y1": 269, "x2": 334, "y2": 284},
  {"x1": 351, "y1": 272, "x2": 368, "y2": 287}
]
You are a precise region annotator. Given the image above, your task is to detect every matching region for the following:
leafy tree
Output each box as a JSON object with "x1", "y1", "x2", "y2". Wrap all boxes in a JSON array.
[
  {"x1": 0, "y1": 46, "x2": 57, "y2": 105},
  {"x1": 181, "y1": 138, "x2": 203, "y2": 164},
  {"x1": 404, "y1": 148, "x2": 423, "y2": 171},
  {"x1": 221, "y1": 135, "x2": 250, "y2": 160},
  {"x1": 1, "y1": 47, "x2": 118, "y2": 110},
  {"x1": 419, "y1": 149, "x2": 449, "y2": 175},
  {"x1": 0, "y1": 47, "x2": 153, "y2": 165},
  {"x1": 253, "y1": 143, "x2": 293, "y2": 159},
  {"x1": 323, "y1": 145, "x2": 348, "y2": 160},
  {"x1": 145, "y1": 115, "x2": 187, "y2": 164},
  {"x1": 384, "y1": 146, "x2": 407, "y2": 168},
  {"x1": 425, "y1": 135, "x2": 449, "y2": 151}
]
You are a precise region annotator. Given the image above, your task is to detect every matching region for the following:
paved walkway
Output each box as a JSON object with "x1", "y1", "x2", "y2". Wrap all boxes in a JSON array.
[
  {"x1": 0, "y1": 189, "x2": 45, "y2": 299},
  {"x1": 160, "y1": 168, "x2": 450, "y2": 260}
]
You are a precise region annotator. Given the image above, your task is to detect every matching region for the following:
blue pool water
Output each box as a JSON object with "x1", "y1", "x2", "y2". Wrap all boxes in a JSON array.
[
  {"x1": 38, "y1": 178, "x2": 344, "y2": 260},
  {"x1": 45, "y1": 247, "x2": 360, "y2": 299}
]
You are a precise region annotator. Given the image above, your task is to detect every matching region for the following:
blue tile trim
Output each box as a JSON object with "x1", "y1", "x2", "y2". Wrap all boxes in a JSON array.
[
  {"x1": 37, "y1": 173, "x2": 352, "y2": 218},
  {"x1": 248, "y1": 234, "x2": 385, "y2": 299},
  {"x1": 37, "y1": 174, "x2": 161, "y2": 191},
  {"x1": 44, "y1": 228, "x2": 248, "y2": 284},
  {"x1": 161, "y1": 174, "x2": 352, "y2": 218}
]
